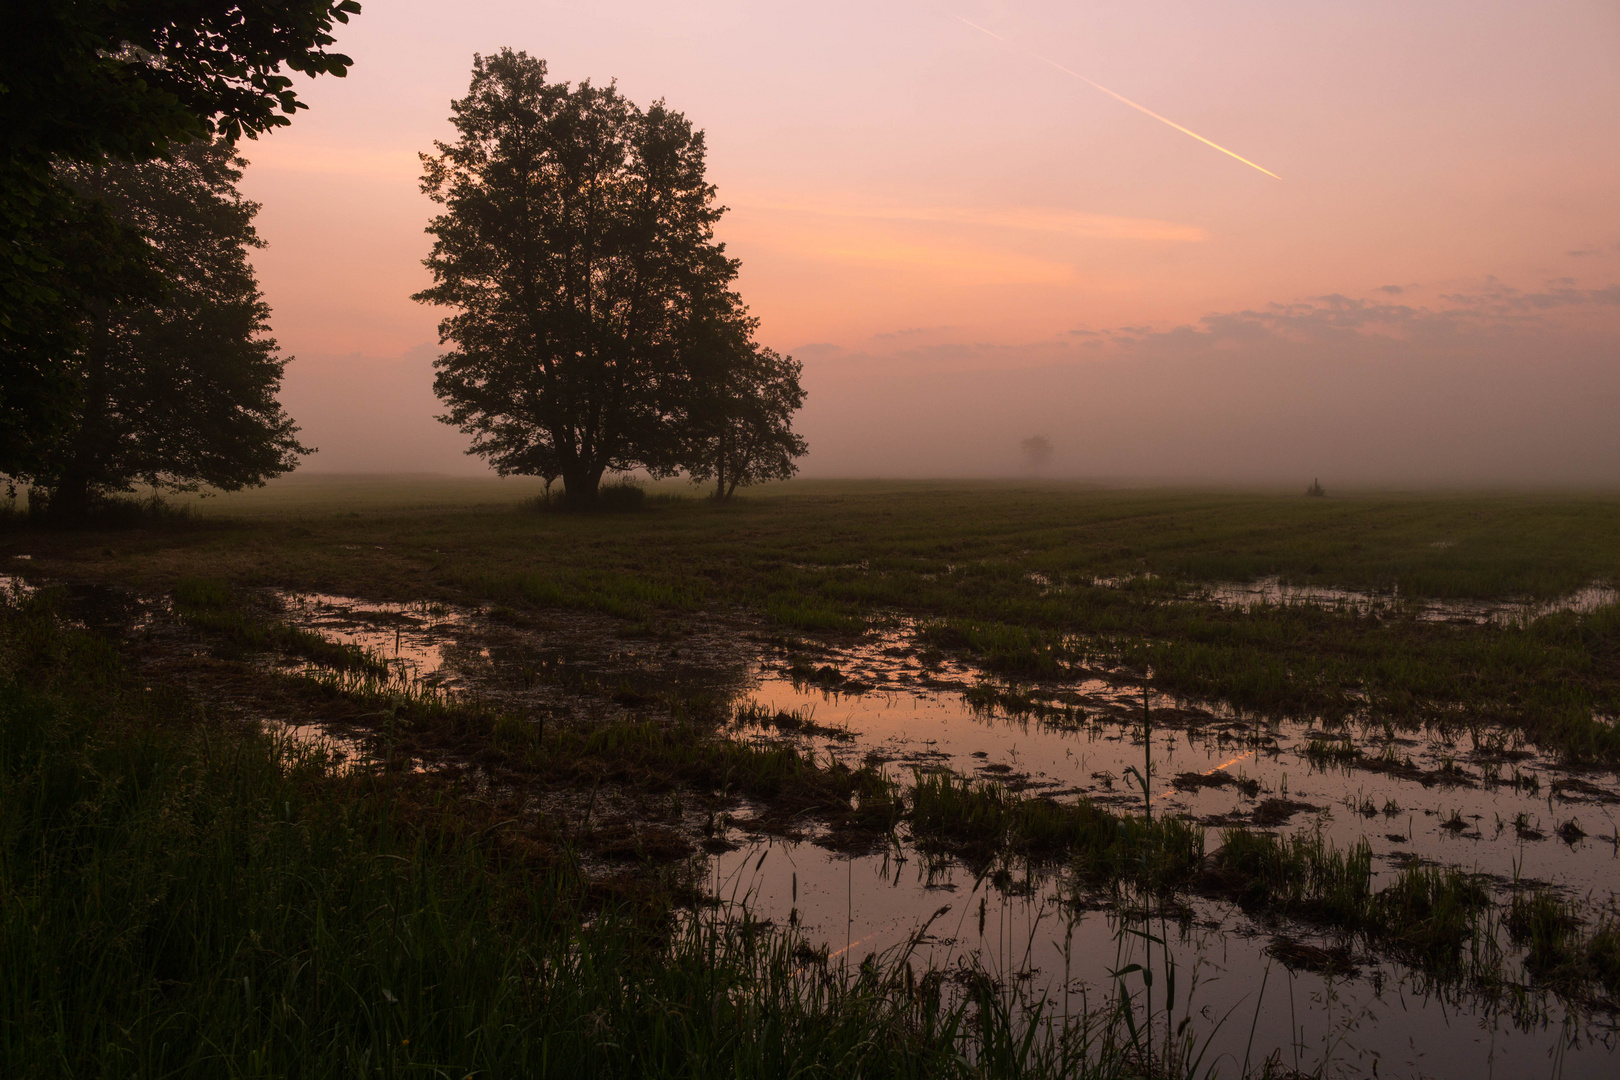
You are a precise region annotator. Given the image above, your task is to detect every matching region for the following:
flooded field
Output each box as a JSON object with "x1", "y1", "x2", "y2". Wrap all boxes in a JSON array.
[
  {"x1": 237, "y1": 588, "x2": 1620, "y2": 1079},
  {"x1": 1192, "y1": 578, "x2": 1620, "y2": 628},
  {"x1": 11, "y1": 482, "x2": 1620, "y2": 1078}
]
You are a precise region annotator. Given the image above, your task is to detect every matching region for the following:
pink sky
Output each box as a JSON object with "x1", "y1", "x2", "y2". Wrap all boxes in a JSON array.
[{"x1": 246, "y1": 1, "x2": 1620, "y2": 483}]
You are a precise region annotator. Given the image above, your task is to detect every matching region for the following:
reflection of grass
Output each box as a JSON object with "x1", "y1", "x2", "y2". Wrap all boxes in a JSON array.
[
  {"x1": 1212, "y1": 829, "x2": 1491, "y2": 968},
  {"x1": 1508, "y1": 890, "x2": 1620, "y2": 997},
  {"x1": 908, "y1": 771, "x2": 1204, "y2": 892},
  {"x1": 919, "y1": 620, "x2": 1069, "y2": 678},
  {"x1": 1303, "y1": 736, "x2": 1361, "y2": 765}
]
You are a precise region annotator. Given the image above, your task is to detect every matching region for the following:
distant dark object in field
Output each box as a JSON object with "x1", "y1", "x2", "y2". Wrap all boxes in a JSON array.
[
  {"x1": 1306, "y1": 478, "x2": 1326, "y2": 497},
  {"x1": 1020, "y1": 435, "x2": 1053, "y2": 471},
  {"x1": 1251, "y1": 797, "x2": 1318, "y2": 826}
]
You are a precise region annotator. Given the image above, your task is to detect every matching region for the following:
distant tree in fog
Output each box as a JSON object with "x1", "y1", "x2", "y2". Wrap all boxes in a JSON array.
[
  {"x1": 415, "y1": 50, "x2": 803, "y2": 506},
  {"x1": 1021, "y1": 435, "x2": 1053, "y2": 471}
]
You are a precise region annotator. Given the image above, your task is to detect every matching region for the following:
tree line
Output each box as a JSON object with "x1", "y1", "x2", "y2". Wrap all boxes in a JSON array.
[{"x1": 1, "y1": 9, "x2": 806, "y2": 516}]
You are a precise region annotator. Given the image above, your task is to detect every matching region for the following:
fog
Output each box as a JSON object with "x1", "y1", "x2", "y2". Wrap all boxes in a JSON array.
[{"x1": 281, "y1": 278, "x2": 1620, "y2": 488}]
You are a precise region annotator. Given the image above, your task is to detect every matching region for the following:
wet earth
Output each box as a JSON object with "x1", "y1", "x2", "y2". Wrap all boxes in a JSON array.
[{"x1": 11, "y1": 573, "x2": 1620, "y2": 1079}]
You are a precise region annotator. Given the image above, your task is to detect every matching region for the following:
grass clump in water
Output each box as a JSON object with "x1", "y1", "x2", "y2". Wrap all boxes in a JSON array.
[
  {"x1": 917, "y1": 620, "x2": 1070, "y2": 679},
  {"x1": 1212, "y1": 829, "x2": 1491, "y2": 968},
  {"x1": 908, "y1": 771, "x2": 1203, "y2": 892},
  {"x1": 1507, "y1": 890, "x2": 1620, "y2": 998},
  {"x1": 172, "y1": 576, "x2": 388, "y2": 677}
]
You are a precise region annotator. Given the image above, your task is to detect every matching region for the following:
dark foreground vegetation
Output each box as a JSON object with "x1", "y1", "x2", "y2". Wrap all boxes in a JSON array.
[{"x1": 2, "y1": 594, "x2": 1226, "y2": 1079}]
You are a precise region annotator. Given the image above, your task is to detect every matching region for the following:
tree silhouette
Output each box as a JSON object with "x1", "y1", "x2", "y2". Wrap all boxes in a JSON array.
[
  {"x1": 677, "y1": 287, "x2": 806, "y2": 500},
  {"x1": 19, "y1": 142, "x2": 307, "y2": 517},
  {"x1": 2, "y1": 1, "x2": 360, "y2": 479},
  {"x1": 417, "y1": 50, "x2": 798, "y2": 506}
]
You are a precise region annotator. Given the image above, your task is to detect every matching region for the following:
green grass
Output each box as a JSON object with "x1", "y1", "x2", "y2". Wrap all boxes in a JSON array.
[
  {"x1": 12, "y1": 479, "x2": 1620, "y2": 761},
  {"x1": 172, "y1": 576, "x2": 389, "y2": 677},
  {"x1": 907, "y1": 771, "x2": 1204, "y2": 891}
]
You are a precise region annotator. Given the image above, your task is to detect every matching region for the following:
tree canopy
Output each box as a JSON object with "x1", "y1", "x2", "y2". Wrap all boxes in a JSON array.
[
  {"x1": 18, "y1": 142, "x2": 307, "y2": 518},
  {"x1": 1, "y1": 0, "x2": 360, "y2": 480},
  {"x1": 417, "y1": 49, "x2": 805, "y2": 505},
  {"x1": 3, "y1": 0, "x2": 361, "y2": 169}
]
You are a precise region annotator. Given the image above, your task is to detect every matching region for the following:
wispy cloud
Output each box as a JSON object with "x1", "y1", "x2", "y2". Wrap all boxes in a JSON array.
[{"x1": 735, "y1": 198, "x2": 1207, "y2": 243}]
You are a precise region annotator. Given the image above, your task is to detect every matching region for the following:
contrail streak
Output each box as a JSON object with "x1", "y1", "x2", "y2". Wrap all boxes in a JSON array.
[{"x1": 951, "y1": 14, "x2": 1280, "y2": 180}]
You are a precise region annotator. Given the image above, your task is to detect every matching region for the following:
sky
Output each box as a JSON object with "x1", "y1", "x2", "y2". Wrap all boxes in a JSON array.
[{"x1": 248, "y1": 0, "x2": 1620, "y2": 485}]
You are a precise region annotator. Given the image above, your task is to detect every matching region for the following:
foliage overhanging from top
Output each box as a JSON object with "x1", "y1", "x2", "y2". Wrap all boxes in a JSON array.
[{"x1": 0, "y1": 0, "x2": 361, "y2": 480}]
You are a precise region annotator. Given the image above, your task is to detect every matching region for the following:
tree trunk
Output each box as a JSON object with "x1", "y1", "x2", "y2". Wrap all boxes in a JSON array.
[
  {"x1": 716, "y1": 431, "x2": 728, "y2": 501},
  {"x1": 48, "y1": 306, "x2": 110, "y2": 523},
  {"x1": 46, "y1": 473, "x2": 94, "y2": 523},
  {"x1": 562, "y1": 465, "x2": 604, "y2": 508}
]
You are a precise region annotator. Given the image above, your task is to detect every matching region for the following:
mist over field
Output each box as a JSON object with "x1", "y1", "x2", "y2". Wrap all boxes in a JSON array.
[
  {"x1": 15, "y1": 5, "x2": 1620, "y2": 1075},
  {"x1": 283, "y1": 280, "x2": 1620, "y2": 486}
]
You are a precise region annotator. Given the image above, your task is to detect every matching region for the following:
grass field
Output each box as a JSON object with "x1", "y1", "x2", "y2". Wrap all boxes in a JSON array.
[
  {"x1": 11, "y1": 477, "x2": 1620, "y2": 760},
  {"x1": 4, "y1": 476, "x2": 1620, "y2": 1076}
]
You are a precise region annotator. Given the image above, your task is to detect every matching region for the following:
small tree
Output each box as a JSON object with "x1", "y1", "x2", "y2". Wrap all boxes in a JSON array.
[
  {"x1": 678, "y1": 294, "x2": 806, "y2": 499},
  {"x1": 22, "y1": 141, "x2": 306, "y2": 517},
  {"x1": 417, "y1": 50, "x2": 737, "y2": 506},
  {"x1": 1021, "y1": 435, "x2": 1053, "y2": 471}
]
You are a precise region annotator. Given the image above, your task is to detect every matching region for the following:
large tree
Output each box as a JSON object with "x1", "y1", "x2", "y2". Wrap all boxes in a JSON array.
[
  {"x1": 1, "y1": 0, "x2": 360, "y2": 479},
  {"x1": 20, "y1": 141, "x2": 307, "y2": 518},
  {"x1": 416, "y1": 50, "x2": 741, "y2": 505}
]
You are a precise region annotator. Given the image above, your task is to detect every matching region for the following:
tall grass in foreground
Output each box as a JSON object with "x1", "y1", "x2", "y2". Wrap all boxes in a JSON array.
[{"x1": 0, "y1": 600, "x2": 1271, "y2": 1079}]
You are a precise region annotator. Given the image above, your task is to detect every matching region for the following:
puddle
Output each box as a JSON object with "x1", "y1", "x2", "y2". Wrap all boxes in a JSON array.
[
  {"x1": 216, "y1": 590, "x2": 1620, "y2": 1073},
  {"x1": 1194, "y1": 577, "x2": 1617, "y2": 627},
  {"x1": 709, "y1": 836, "x2": 1616, "y2": 1079},
  {"x1": 0, "y1": 574, "x2": 37, "y2": 599},
  {"x1": 727, "y1": 630, "x2": 1620, "y2": 1076},
  {"x1": 747, "y1": 669, "x2": 1620, "y2": 898},
  {"x1": 276, "y1": 591, "x2": 473, "y2": 683}
]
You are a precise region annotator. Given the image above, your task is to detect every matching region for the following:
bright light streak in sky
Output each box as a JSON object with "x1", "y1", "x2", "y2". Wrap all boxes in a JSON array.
[{"x1": 951, "y1": 13, "x2": 1281, "y2": 180}]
